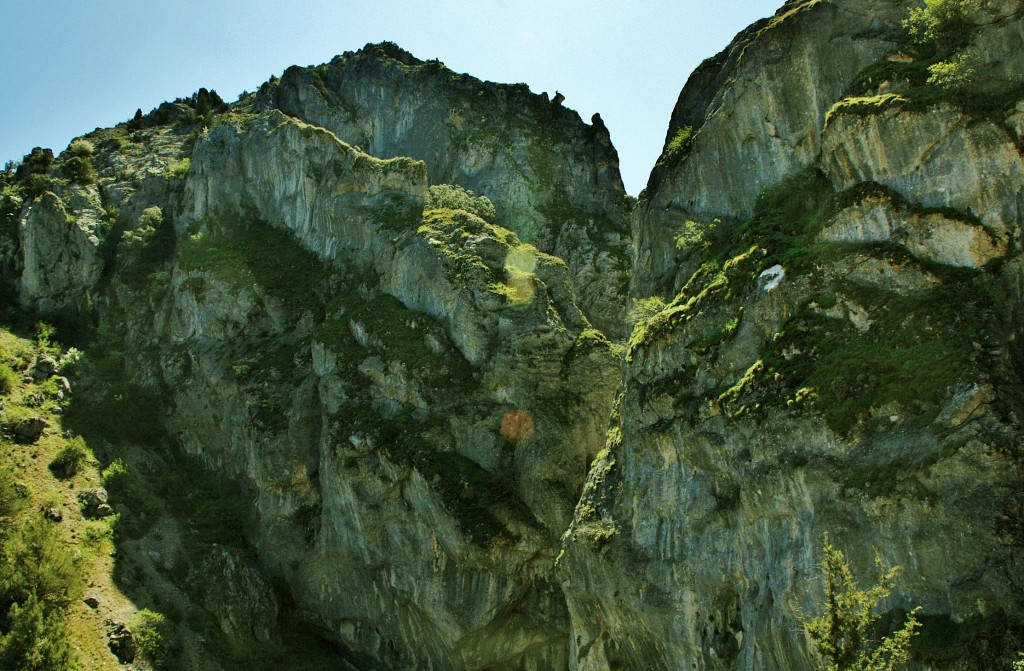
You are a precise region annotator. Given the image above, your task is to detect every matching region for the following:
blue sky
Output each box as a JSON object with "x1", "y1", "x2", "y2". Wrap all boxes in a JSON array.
[{"x1": 0, "y1": 0, "x2": 782, "y2": 194}]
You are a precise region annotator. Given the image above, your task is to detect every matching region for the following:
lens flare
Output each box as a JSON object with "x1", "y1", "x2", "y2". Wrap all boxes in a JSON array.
[{"x1": 500, "y1": 409, "x2": 535, "y2": 442}]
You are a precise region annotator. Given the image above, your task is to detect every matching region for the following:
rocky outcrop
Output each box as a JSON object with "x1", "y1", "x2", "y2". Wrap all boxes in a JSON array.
[
  {"x1": 258, "y1": 43, "x2": 631, "y2": 338},
  {"x1": 559, "y1": 241, "x2": 1022, "y2": 669},
  {"x1": 101, "y1": 108, "x2": 621, "y2": 670},
  {"x1": 192, "y1": 546, "x2": 280, "y2": 646},
  {"x1": 820, "y1": 191, "x2": 1007, "y2": 269},
  {"x1": 18, "y1": 190, "x2": 103, "y2": 315},
  {"x1": 557, "y1": 0, "x2": 1024, "y2": 669},
  {"x1": 821, "y1": 104, "x2": 1024, "y2": 243},
  {"x1": 634, "y1": 0, "x2": 907, "y2": 298}
]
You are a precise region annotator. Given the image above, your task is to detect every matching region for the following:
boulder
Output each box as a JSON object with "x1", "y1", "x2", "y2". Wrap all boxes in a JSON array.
[
  {"x1": 78, "y1": 487, "x2": 114, "y2": 519},
  {"x1": 30, "y1": 354, "x2": 58, "y2": 382},
  {"x1": 105, "y1": 621, "x2": 136, "y2": 664},
  {"x1": 12, "y1": 417, "x2": 46, "y2": 443}
]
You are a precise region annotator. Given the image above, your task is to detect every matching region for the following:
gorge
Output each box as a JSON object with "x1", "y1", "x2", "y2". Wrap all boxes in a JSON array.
[{"x1": 1, "y1": 0, "x2": 1023, "y2": 669}]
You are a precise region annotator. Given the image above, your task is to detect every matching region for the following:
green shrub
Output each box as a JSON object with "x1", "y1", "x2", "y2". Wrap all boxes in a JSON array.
[
  {"x1": 0, "y1": 519, "x2": 83, "y2": 612},
  {"x1": 806, "y1": 537, "x2": 921, "y2": 671},
  {"x1": 57, "y1": 347, "x2": 82, "y2": 374},
  {"x1": 48, "y1": 437, "x2": 89, "y2": 479},
  {"x1": 23, "y1": 174, "x2": 52, "y2": 200},
  {"x1": 675, "y1": 218, "x2": 719, "y2": 254},
  {"x1": 67, "y1": 139, "x2": 95, "y2": 158},
  {"x1": 662, "y1": 125, "x2": 695, "y2": 166},
  {"x1": 165, "y1": 157, "x2": 190, "y2": 180},
  {"x1": 33, "y1": 322, "x2": 57, "y2": 352},
  {"x1": 425, "y1": 184, "x2": 497, "y2": 222},
  {"x1": 127, "y1": 609, "x2": 173, "y2": 665},
  {"x1": 0, "y1": 363, "x2": 16, "y2": 396},
  {"x1": 0, "y1": 471, "x2": 26, "y2": 521},
  {"x1": 627, "y1": 296, "x2": 667, "y2": 328},
  {"x1": 0, "y1": 594, "x2": 81, "y2": 671},
  {"x1": 62, "y1": 156, "x2": 95, "y2": 185},
  {"x1": 926, "y1": 53, "x2": 976, "y2": 94},
  {"x1": 904, "y1": 0, "x2": 979, "y2": 46},
  {"x1": 22, "y1": 148, "x2": 53, "y2": 175},
  {"x1": 139, "y1": 206, "x2": 164, "y2": 229},
  {"x1": 101, "y1": 458, "x2": 129, "y2": 489}
]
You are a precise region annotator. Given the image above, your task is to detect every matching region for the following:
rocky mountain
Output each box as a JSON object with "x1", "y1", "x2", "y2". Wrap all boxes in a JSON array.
[{"x1": 1, "y1": 0, "x2": 1023, "y2": 669}]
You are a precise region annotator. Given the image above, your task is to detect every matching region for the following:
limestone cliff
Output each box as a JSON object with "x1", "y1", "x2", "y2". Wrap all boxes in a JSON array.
[
  {"x1": 1, "y1": 2, "x2": 1024, "y2": 670},
  {"x1": 561, "y1": 0, "x2": 1024, "y2": 669},
  {"x1": 257, "y1": 43, "x2": 631, "y2": 339},
  {"x1": 2, "y1": 58, "x2": 623, "y2": 669}
]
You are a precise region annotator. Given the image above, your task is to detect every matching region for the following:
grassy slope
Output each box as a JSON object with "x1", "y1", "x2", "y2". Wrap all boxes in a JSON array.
[{"x1": 0, "y1": 322, "x2": 134, "y2": 670}]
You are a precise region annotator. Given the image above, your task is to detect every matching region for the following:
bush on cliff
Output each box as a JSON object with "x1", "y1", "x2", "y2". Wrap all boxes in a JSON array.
[{"x1": 806, "y1": 537, "x2": 921, "y2": 671}]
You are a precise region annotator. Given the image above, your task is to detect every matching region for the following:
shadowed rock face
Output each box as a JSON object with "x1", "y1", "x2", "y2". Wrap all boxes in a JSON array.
[
  {"x1": 141, "y1": 110, "x2": 619, "y2": 670},
  {"x1": 3, "y1": 1, "x2": 1024, "y2": 669}
]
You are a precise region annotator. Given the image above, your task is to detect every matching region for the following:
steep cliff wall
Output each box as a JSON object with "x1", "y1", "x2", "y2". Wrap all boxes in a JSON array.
[
  {"x1": 561, "y1": 0, "x2": 1024, "y2": 669},
  {"x1": 1, "y1": 77, "x2": 623, "y2": 668}
]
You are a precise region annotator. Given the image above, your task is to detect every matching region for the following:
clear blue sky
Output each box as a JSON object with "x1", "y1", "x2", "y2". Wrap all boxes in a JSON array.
[{"x1": 0, "y1": 0, "x2": 782, "y2": 195}]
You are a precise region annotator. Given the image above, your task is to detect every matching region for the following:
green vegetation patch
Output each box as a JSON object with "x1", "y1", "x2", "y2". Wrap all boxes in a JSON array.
[
  {"x1": 48, "y1": 436, "x2": 89, "y2": 479},
  {"x1": 418, "y1": 207, "x2": 514, "y2": 286},
  {"x1": 660, "y1": 125, "x2": 695, "y2": 167},
  {"x1": 563, "y1": 397, "x2": 624, "y2": 552},
  {"x1": 825, "y1": 93, "x2": 909, "y2": 125},
  {"x1": 62, "y1": 156, "x2": 96, "y2": 185},
  {"x1": 165, "y1": 157, "x2": 191, "y2": 180},
  {"x1": 836, "y1": 0, "x2": 1024, "y2": 120},
  {"x1": 0, "y1": 327, "x2": 100, "y2": 670},
  {"x1": 759, "y1": 271, "x2": 985, "y2": 434},
  {"x1": 63, "y1": 350, "x2": 164, "y2": 447},
  {"x1": 627, "y1": 244, "x2": 761, "y2": 360},
  {"x1": 117, "y1": 205, "x2": 176, "y2": 275},
  {"x1": 424, "y1": 184, "x2": 496, "y2": 222},
  {"x1": 316, "y1": 292, "x2": 474, "y2": 386},
  {"x1": 665, "y1": 169, "x2": 836, "y2": 282},
  {"x1": 179, "y1": 214, "x2": 328, "y2": 318},
  {"x1": 759, "y1": 0, "x2": 825, "y2": 35}
]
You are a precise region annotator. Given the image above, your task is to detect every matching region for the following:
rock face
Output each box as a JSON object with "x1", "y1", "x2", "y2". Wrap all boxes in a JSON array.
[
  {"x1": 556, "y1": 0, "x2": 1024, "y2": 669},
  {"x1": 633, "y1": 0, "x2": 906, "y2": 298},
  {"x1": 193, "y1": 546, "x2": 280, "y2": 646},
  {"x1": 821, "y1": 104, "x2": 1024, "y2": 242},
  {"x1": 2, "y1": 71, "x2": 622, "y2": 667},
  {"x1": 258, "y1": 43, "x2": 631, "y2": 338},
  {"x1": 819, "y1": 191, "x2": 1008, "y2": 269},
  {"x1": 151, "y1": 108, "x2": 620, "y2": 669},
  {"x1": 18, "y1": 191, "x2": 103, "y2": 315},
  {"x1": 2, "y1": 1, "x2": 1024, "y2": 670}
]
